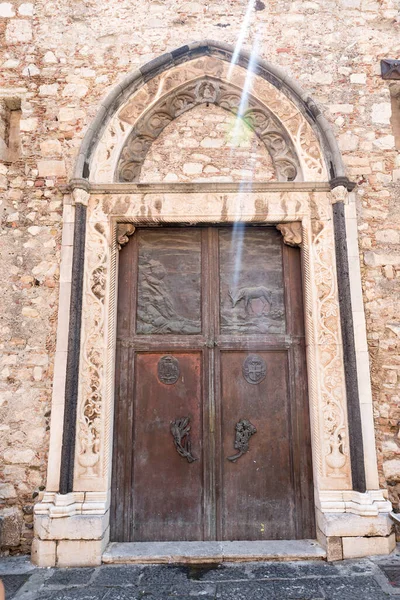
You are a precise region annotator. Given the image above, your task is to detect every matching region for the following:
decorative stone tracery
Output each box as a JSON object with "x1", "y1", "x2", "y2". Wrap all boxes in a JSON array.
[{"x1": 116, "y1": 77, "x2": 301, "y2": 183}]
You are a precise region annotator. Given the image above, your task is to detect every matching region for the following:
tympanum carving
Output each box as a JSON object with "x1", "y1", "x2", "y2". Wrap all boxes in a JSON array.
[{"x1": 116, "y1": 77, "x2": 300, "y2": 183}]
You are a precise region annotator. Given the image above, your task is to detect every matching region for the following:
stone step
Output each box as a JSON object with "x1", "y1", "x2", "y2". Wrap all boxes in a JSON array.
[{"x1": 103, "y1": 540, "x2": 326, "y2": 564}]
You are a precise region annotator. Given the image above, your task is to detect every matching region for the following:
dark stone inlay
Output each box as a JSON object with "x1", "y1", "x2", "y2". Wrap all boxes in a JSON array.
[
  {"x1": 332, "y1": 201, "x2": 366, "y2": 493},
  {"x1": 59, "y1": 201, "x2": 87, "y2": 494}
]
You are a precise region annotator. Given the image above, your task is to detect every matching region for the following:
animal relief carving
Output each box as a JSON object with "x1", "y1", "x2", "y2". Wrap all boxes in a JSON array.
[{"x1": 229, "y1": 286, "x2": 273, "y2": 316}]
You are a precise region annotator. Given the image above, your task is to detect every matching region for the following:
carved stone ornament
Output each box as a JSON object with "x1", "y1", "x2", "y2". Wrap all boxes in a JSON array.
[
  {"x1": 158, "y1": 355, "x2": 180, "y2": 385},
  {"x1": 330, "y1": 186, "x2": 348, "y2": 205},
  {"x1": 117, "y1": 223, "x2": 135, "y2": 250},
  {"x1": 242, "y1": 354, "x2": 267, "y2": 385},
  {"x1": 116, "y1": 76, "x2": 300, "y2": 183},
  {"x1": 72, "y1": 188, "x2": 89, "y2": 206},
  {"x1": 276, "y1": 222, "x2": 302, "y2": 247}
]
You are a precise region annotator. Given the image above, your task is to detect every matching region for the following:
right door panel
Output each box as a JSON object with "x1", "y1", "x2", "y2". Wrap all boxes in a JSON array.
[{"x1": 220, "y1": 350, "x2": 295, "y2": 540}]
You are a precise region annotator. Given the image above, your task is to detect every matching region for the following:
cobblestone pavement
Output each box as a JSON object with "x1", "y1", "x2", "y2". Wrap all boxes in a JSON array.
[{"x1": 2, "y1": 551, "x2": 400, "y2": 600}]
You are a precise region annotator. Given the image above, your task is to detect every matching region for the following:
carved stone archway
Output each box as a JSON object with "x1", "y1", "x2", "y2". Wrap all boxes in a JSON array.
[
  {"x1": 32, "y1": 41, "x2": 394, "y2": 568},
  {"x1": 116, "y1": 76, "x2": 301, "y2": 183}
]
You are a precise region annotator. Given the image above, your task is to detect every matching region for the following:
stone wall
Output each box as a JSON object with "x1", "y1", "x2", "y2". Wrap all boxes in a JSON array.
[
  {"x1": 140, "y1": 104, "x2": 275, "y2": 182},
  {"x1": 0, "y1": 0, "x2": 400, "y2": 553}
]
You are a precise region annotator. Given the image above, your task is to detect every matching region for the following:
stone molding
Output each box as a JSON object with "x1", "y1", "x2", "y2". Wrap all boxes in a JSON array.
[
  {"x1": 318, "y1": 490, "x2": 392, "y2": 516},
  {"x1": 34, "y1": 491, "x2": 108, "y2": 518}
]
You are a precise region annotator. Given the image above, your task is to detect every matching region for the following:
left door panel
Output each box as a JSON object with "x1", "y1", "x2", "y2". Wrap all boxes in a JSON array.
[{"x1": 132, "y1": 352, "x2": 203, "y2": 541}]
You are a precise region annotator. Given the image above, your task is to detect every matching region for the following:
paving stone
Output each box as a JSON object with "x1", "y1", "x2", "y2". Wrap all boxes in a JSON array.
[
  {"x1": 274, "y1": 579, "x2": 323, "y2": 599},
  {"x1": 93, "y1": 565, "x2": 143, "y2": 586},
  {"x1": 138, "y1": 565, "x2": 190, "y2": 586},
  {"x1": 185, "y1": 563, "x2": 251, "y2": 581},
  {"x1": 215, "y1": 581, "x2": 275, "y2": 599},
  {"x1": 167, "y1": 581, "x2": 217, "y2": 596},
  {"x1": 1, "y1": 574, "x2": 30, "y2": 598},
  {"x1": 378, "y1": 564, "x2": 400, "y2": 587},
  {"x1": 320, "y1": 576, "x2": 390, "y2": 599},
  {"x1": 103, "y1": 589, "x2": 148, "y2": 600},
  {"x1": 251, "y1": 562, "x2": 298, "y2": 579},
  {"x1": 46, "y1": 567, "x2": 95, "y2": 587},
  {"x1": 294, "y1": 561, "x2": 341, "y2": 577},
  {"x1": 38, "y1": 589, "x2": 108, "y2": 600}
]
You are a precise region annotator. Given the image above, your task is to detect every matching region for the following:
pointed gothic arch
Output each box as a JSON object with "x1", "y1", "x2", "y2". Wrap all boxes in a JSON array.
[
  {"x1": 115, "y1": 76, "x2": 301, "y2": 182},
  {"x1": 73, "y1": 40, "x2": 350, "y2": 188}
]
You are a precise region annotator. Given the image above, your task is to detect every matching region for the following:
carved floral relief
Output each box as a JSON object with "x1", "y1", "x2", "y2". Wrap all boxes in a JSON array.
[
  {"x1": 75, "y1": 205, "x2": 108, "y2": 480},
  {"x1": 311, "y1": 217, "x2": 350, "y2": 483}
]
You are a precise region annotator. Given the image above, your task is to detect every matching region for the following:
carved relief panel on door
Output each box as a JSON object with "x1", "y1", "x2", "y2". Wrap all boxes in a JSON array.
[
  {"x1": 219, "y1": 228, "x2": 286, "y2": 335},
  {"x1": 136, "y1": 229, "x2": 201, "y2": 334}
]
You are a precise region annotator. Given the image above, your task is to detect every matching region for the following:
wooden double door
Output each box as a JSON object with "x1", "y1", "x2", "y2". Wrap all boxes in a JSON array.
[{"x1": 111, "y1": 225, "x2": 315, "y2": 542}]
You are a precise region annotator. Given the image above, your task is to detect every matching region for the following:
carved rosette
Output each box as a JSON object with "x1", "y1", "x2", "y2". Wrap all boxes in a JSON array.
[
  {"x1": 116, "y1": 77, "x2": 301, "y2": 183},
  {"x1": 76, "y1": 215, "x2": 108, "y2": 478},
  {"x1": 311, "y1": 218, "x2": 350, "y2": 481}
]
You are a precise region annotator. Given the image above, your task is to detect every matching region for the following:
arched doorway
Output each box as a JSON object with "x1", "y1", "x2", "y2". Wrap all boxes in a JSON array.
[{"x1": 33, "y1": 42, "x2": 393, "y2": 567}]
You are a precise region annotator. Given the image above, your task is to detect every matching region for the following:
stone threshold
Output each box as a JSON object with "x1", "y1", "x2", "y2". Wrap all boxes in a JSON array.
[{"x1": 103, "y1": 540, "x2": 326, "y2": 564}]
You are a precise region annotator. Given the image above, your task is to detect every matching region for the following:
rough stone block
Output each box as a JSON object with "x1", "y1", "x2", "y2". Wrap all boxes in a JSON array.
[
  {"x1": 5, "y1": 19, "x2": 32, "y2": 43},
  {"x1": 342, "y1": 533, "x2": 396, "y2": 558},
  {"x1": 31, "y1": 538, "x2": 56, "y2": 567},
  {"x1": 317, "y1": 511, "x2": 393, "y2": 538},
  {"x1": 0, "y1": 2, "x2": 14, "y2": 17},
  {"x1": 383, "y1": 459, "x2": 400, "y2": 482},
  {"x1": 37, "y1": 160, "x2": 66, "y2": 177},
  {"x1": 56, "y1": 530, "x2": 109, "y2": 567},
  {"x1": 0, "y1": 507, "x2": 23, "y2": 547}
]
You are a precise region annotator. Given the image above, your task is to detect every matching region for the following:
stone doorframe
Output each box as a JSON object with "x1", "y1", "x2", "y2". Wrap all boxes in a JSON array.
[{"x1": 32, "y1": 41, "x2": 394, "y2": 567}]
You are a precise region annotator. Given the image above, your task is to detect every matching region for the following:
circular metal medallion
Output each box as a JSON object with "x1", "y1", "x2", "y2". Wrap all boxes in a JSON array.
[
  {"x1": 242, "y1": 354, "x2": 266, "y2": 385},
  {"x1": 158, "y1": 355, "x2": 180, "y2": 385}
]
